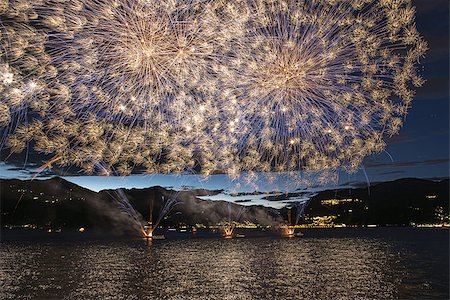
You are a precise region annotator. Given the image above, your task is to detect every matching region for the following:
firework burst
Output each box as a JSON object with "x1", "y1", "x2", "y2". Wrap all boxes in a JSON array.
[
  {"x1": 219, "y1": 0, "x2": 427, "y2": 175},
  {"x1": 0, "y1": 1, "x2": 50, "y2": 142},
  {"x1": 35, "y1": 0, "x2": 222, "y2": 126},
  {"x1": 0, "y1": 0, "x2": 426, "y2": 181}
]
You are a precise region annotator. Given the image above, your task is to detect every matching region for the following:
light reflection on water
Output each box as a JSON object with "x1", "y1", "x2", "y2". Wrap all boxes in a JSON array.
[{"x1": 0, "y1": 229, "x2": 448, "y2": 300}]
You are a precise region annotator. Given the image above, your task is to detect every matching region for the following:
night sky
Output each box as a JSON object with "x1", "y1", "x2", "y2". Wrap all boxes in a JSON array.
[
  {"x1": 361, "y1": 0, "x2": 449, "y2": 182},
  {"x1": 0, "y1": 0, "x2": 448, "y2": 200}
]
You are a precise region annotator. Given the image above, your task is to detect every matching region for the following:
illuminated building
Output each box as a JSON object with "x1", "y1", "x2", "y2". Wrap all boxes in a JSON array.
[{"x1": 321, "y1": 198, "x2": 361, "y2": 206}]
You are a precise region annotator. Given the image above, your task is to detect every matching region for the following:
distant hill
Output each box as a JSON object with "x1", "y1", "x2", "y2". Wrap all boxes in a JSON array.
[
  {"x1": 0, "y1": 177, "x2": 281, "y2": 231},
  {"x1": 307, "y1": 178, "x2": 449, "y2": 226},
  {"x1": 0, "y1": 177, "x2": 133, "y2": 232},
  {"x1": 0, "y1": 177, "x2": 448, "y2": 231}
]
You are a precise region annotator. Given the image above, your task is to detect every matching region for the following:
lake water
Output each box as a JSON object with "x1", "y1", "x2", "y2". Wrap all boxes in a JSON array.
[{"x1": 0, "y1": 228, "x2": 448, "y2": 300}]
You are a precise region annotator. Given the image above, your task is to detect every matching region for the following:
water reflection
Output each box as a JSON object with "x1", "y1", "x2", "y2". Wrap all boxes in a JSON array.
[{"x1": 0, "y1": 231, "x2": 448, "y2": 300}]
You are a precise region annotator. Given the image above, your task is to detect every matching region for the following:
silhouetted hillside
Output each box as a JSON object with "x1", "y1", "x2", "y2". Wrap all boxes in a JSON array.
[
  {"x1": 0, "y1": 178, "x2": 281, "y2": 230},
  {"x1": 0, "y1": 177, "x2": 448, "y2": 231},
  {"x1": 306, "y1": 178, "x2": 449, "y2": 225},
  {"x1": 1, "y1": 177, "x2": 100, "y2": 228}
]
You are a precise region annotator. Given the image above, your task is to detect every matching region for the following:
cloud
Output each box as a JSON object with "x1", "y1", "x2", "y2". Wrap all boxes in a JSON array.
[
  {"x1": 422, "y1": 158, "x2": 450, "y2": 166},
  {"x1": 234, "y1": 199, "x2": 252, "y2": 203},
  {"x1": 386, "y1": 133, "x2": 418, "y2": 145},
  {"x1": 366, "y1": 158, "x2": 450, "y2": 169},
  {"x1": 260, "y1": 192, "x2": 310, "y2": 202},
  {"x1": 378, "y1": 170, "x2": 406, "y2": 176},
  {"x1": 228, "y1": 191, "x2": 274, "y2": 197},
  {"x1": 426, "y1": 176, "x2": 450, "y2": 181}
]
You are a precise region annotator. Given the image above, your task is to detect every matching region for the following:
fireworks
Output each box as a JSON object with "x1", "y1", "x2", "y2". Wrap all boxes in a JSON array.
[
  {"x1": 285, "y1": 226, "x2": 295, "y2": 237},
  {"x1": 222, "y1": 225, "x2": 235, "y2": 238},
  {"x1": 221, "y1": 202, "x2": 247, "y2": 238},
  {"x1": 115, "y1": 189, "x2": 179, "y2": 238},
  {"x1": 141, "y1": 196, "x2": 179, "y2": 238},
  {"x1": 0, "y1": 0, "x2": 426, "y2": 181},
  {"x1": 283, "y1": 202, "x2": 307, "y2": 237},
  {"x1": 220, "y1": 0, "x2": 427, "y2": 175},
  {"x1": 35, "y1": 0, "x2": 221, "y2": 126},
  {"x1": 116, "y1": 189, "x2": 146, "y2": 233}
]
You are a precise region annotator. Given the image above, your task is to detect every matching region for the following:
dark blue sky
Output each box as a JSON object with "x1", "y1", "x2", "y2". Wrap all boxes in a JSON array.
[
  {"x1": 359, "y1": 0, "x2": 449, "y2": 181},
  {"x1": 0, "y1": 0, "x2": 448, "y2": 199}
]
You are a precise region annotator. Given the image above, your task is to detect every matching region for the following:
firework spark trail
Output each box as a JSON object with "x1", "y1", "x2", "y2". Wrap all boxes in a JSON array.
[
  {"x1": 0, "y1": 0, "x2": 427, "y2": 184},
  {"x1": 115, "y1": 189, "x2": 145, "y2": 231},
  {"x1": 114, "y1": 187, "x2": 181, "y2": 236},
  {"x1": 31, "y1": 154, "x2": 61, "y2": 179},
  {"x1": 222, "y1": 201, "x2": 248, "y2": 236},
  {"x1": 153, "y1": 195, "x2": 180, "y2": 231},
  {"x1": 293, "y1": 201, "x2": 307, "y2": 226},
  {"x1": 226, "y1": 201, "x2": 248, "y2": 223}
]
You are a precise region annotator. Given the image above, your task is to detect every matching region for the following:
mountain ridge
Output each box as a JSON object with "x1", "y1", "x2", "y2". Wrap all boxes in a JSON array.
[{"x1": 1, "y1": 177, "x2": 448, "y2": 231}]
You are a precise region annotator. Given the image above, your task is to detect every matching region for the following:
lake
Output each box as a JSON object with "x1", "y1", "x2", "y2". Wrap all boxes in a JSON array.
[{"x1": 0, "y1": 228, "x2": 448, "y2": 299}]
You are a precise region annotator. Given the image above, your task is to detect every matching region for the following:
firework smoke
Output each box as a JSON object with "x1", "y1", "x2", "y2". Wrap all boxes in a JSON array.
[{"x1": 221, "y1": 201, "x2": 247, "y2": 237}]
